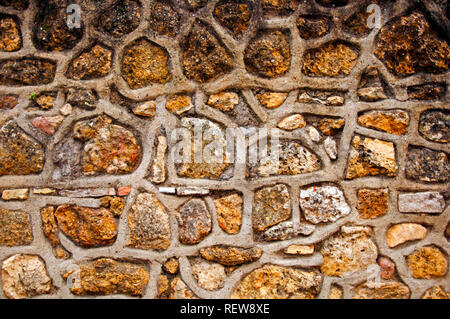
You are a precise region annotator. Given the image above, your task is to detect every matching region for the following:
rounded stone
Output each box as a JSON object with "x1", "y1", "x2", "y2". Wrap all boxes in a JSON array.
[
  {"x1": 386, "y1": 223, "x2": 427, "y2": 248},
  {"x1": 0, "y1": 15, "x2": 21, "y2": 52},
  {"x1": 407, "y1": 246, "x2": 448, "y2": 279},
  {"x1": 95, "y1": 0, "x2": 141, "y2": 38}
]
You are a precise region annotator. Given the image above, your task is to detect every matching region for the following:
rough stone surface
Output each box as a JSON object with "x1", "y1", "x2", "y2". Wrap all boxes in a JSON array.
[
  {"x1": 0, "y1": 209, "x2": 32, "y2": 246},
  {"x1": 66, "y1": 44, "x2": 113, "y2": 80},
  {"x1": 149, "y1": 1, "x2": 180, "y2": 37},
  {"x1": 200, "y1": 246, "x2": 262, "y2": 266},
  {"x1": 407, "y1": 246, "x2": 448, "y2": 279},
  {"x1": 253, "y1": 184, "x2": 291, "y2": 232},
  {"x1": 254, "y1": 90, "x2": 288, "y2": 109},
  {"x1": 277, "y1": 114, "x2": 306, "y2": 131},
  {"x1": 0, "y1": 58, "x2": 56, "y2": 85},
  {"x1": 177, "y1": 198, "x2": 212, "y2": 245},
  {"x1": 213, "y1": 2, "x2": 251, "y2": 37},
  {"x1": 31, "y1": 115, "x2": 64, "y2": 135},
  {"x1": 398, "y1": 192, "x2": 445, "y2": 213},
  {"x1": 386, "y1": 223, "x2": 427, "y2": 248},
  {"x1": 378, "y1": 257, "x2": 396, "y2": 280},
  {"x1": 191, "y1": 259, "x2": 226, "y2": 291},
  {"x1": 317, "y1": 118, "x2": 345, "y2": 136},
  {"x1": 208, "y1": 92, "x2": 239, "y2": 112},
  {"x1": 422, "y1": 286, "x2": 450, "y2": 299},
  {"x1": 261, "y1": 221, "x2": 315, "y2": 242},
  {"x1": 95, "y1": 0, "x2": 141, "y2": 38},
  {"x1": 0, "y1": 15, "x2": 21, "y2": 52},
  {"x1": 358, "y1": 110, "x2": 409, "y2": 135},
  {"x1": 406, "y1": 147, "x2": 449, "y2": 183},
  {"x1": 418, "y1": 110, "x2": 449, "y2": 143},
  {"x1": 283, "y1": 245, "x2": 314, "y2": 256},
  {"x1": 297, "y1": 15, "x2": 331, "y2": 40},
  {"x1": 66, "y1": 88, "x2": 97, "y2": 109},
  {"x1": 357, "y1": 188, "x2": 389, "y2": 219},
  {"x1": 214, "y1": 193, "x2": 243, "y2": 234},
  {"x1": 352, "y1": 281, "x2": 410, "y2": 299},
  {"x1": 2, "y1": 188, "x2": 28, "y2": 200}
]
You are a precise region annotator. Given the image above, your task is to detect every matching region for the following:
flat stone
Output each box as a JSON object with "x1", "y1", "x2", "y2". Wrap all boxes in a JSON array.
[
  {"x1": 398, "y1": 192, "x2": 445, "y2": 213},
  {"x1": 2, "y1": 254, "x2": 52, "y2": 299},
  {"x1": 66, "y1": 44, "x2": 112, "y2": 80},
  {"x1": 253, "y1": 184, "x2": 291, "y2": 232},
  {"x1": 66, "y1": 88, "x2": 97, "y2": 109},
  {"x1": 255, "y1": 90, "x2": 288, "y2": 109},
  {"x1": 95, "y1": 0, "x2": 141, "y2": 38},
  {"x1": 40, "y1": 206, "x2": 60, "y2": 247},
  {"x1": 200, "y1": 246, "x2": 262, "y2": 266},
  {"x1": 284, "y1": 245, "x2": 315, "y2": 255},
  {"x1": 151, "y1": 135, "x2": 167, "y2": 184},
  {"x1": 0, "y1": 58, "x2": 56, "y2": 85},
  {"x1": 378, "y1": 257, "x2": 395, "y2": 280},
  {"x1": 407, "y1": 246, "x2": 448, "y2": 279},
  {"x1": 345, "y1": 135, "x2": 397, "y2": 179},
  {"x1": 323, "y1": 136, "x2": 337, "y2": 160},
  {"x1": 207, "y1": 92, "x2": 239, "y2": 111},
  {"x1": 149, "y1": 1, "x2": 180, "y2": 37},
  {"x1": 0, "y1": 209, "x2": 32, "y2": 246},
  {"x1": 58, "y1": 187, "x2": 115, "y2": 198},
  {"x1": 177, "y1": 187, "x2": 209, "y2": 196},
  {"x1": 213, "y1": 2, "x2": 251, "y2": 37},
  {"x1": 352, "y1": 281, "x2": 410, "y2": 299},
  {"x1": 297, "y1": 15, "x2": 331, "y2": 40},
  {"x1": 163, "y1": 258, "x2": 179, "y2": 275},
  {"x1": 317, "y1": 118, "x2": 345, "y2": 136},
  {"x1": 177, "y1": 198, "x2": 212, "y2": 245},
  {"x1": 127, "y1": 192, "x2": 171, "y2": 250},
  {"x1": 118, "y1": 186, "x2": 132, "y2": 196},
  {"x1": 191, "y1": 259, "x2": 226, "y2": 291},
  {"x1": 299, "y1": 186, "x2": 351, "y2": 224},
  {"x1": 408, "y1": 83, "x2": 446, "y2": 100},
  {"x1": 231, "y1": 265, "x2": 322, "y2": 299},
  {"x1": 418, "y1": 110, "x2": 449, "y2": 143},
  {"x1": 406, "y1": 147, "x2": 449, "y2": 183},
  {"x1": 277, "y1": 114, "x2": 306, "y2": 131},
  {"x1": 33, "y1": 188, "x2": 56, "y2": 195},
  {"x1": 261, "y1": 221, "x2": 315, "y2": 241},
  {"x1": 0, "y1": 15, "x2": 21, "y2": 51},
  {"x1": 358, "y1": 110, "x2": 409, "y2": 135},
  {"x1": 67, "y1": 258, "x2": 149, "y2": 296},
  {"x1": 2, "y1": 188, "x2": 29, "y2": 200},
  {"x1": 133, "y1": 101, "x2": 156, "y2": 117},
  {"x1": 32, "y1": 115, "x2": 64, "y2": 135},
  {"x1": 166, "y1": 95, "x2": 192, "y2": 115},
  {"x1": 422, "y1": 286, "x2": 450, "y2": 299},
  {"x1": 55, "y1": 205, "x2": 117, "y2": 248},
  {"x1": 386, "y1": 223, "x2": 427, "y2": 247},
  {"x1": 357, "y1": 188, "x2": 389, "y2": 219},
  {"x1": 357, "y1": 87, "x2": 387, "y2": 101},
  {"x1": 214, "y1": 193, "x2": 243, "y2": 234}
]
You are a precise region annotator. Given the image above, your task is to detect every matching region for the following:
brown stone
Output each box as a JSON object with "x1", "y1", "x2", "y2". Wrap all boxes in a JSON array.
[
  {"x1": 118, "y1": 186, "x2": 132, "y2": 196},
  {"x1": 163, "y1": 258, "x2": 179, "y2": 275},
  {"x1": 54, "y1": 205, "x2": 118, "y2": 248},
  {"x1": 40, "y1": 207, "x2": 59, "y2": 247},
  {"x1": 178, "y1": 198, "x2": 212, "y2": 245},
  {"x1": 329, "y1": 285, "x2": 343, "y2": 299},
  {"x1": 408, "y1": 83, "x2": 446, "y2": 100},
  {"x1": 358, "y1": 110, "x2": 409, "y2": 135},
  {"x1": 297, "y1": 15, "x2": 331, "y2": 40},
  {"x1": 386, "y1": 223, "x2": 427, "y2": 248},
  {"x1": 0, "y1": 95, "x2": 18, "y2": 109},
  {"x1": 254, "y1": 90, "x2": 288, "y2": 109},
  {"x1": 32, "y1": 115, "x2": 64, "y2": 135},
  {"x1": 0, "y1": 0, "x2": 28, "y2": 10},
  {"x1": 0, "y1": 58, "x2": 56, "y2": 85},
  {"x1": 133, "y1": 101, "x2": 157, "y2": 118},
  {"x1": 0, "y1": 15, "x2": 21, "y2": 52},
  {"x1": 378, "y1": 257, "x2": 395, "y2": 280},
  {"x1": 66, "y1": 88, "x2": 97, "y2": 109},
  {"x1": 166, "y1": 95, "x2": 192, "y2": 115},
  {"x1": 158, "y1": 275, "x2": 197, "y2": 299},
  {"x1": 200, "y1": 246, "x2": 262, "y2": 266},
  {"x1": 2, "y1": 188, "x2": 28, "y2": 200},
  {"x1": 208, "y1": 92, "x2": 239, "y2": 112},
  {"x1": 34, "y1": 94, "x2": 55, "y2": 110},
  {"x1": 213, "y1": 2, "x2": 251, "y2": 37},
  {"x1": 446, "y1": 223, "x2": 450, "y2": 239},
  {"x1": 357, "y1": 188, "x2": 389, "y2": 219},
  {"x1": 406, "y1": 147, "x2": 449, "y2": 183},
  {"x1": 422, "y1": 286, "x2": 450, "y2": 299},
  {"x1": 277, "y1": 114, "x2": 306, "y2": 131},
  {"x1": 407, "y1": 246, "x2": 448, "y2": 279},
  {"x1": 99, "y1": 196, "x2": 125, "y2": 217},
  {"x1": 283, "y1": 245, "x2": 315, "y2": 256},
  {"x1": 317, "y1": 118, "x2": 345, "y2": 136},
  {"x1": 418, "y1": 110, "x2": 449, "y2": 143},
  {"x1": 343, "y1": 8, "x2": 371, "y2": 37},
  {"x1": 66, "y1": 44, "x2": 112, "y2": 80},
  {"x1": 214, "y1": 193, "x2": 243, "y2": 234},
  {"x1": 352, "y1": 281, "x2": 410, "y2": 299},
  {"x1": 253, "y1": 184, "x2": 291, "y2": 232},
  {"x1": 316, "y1": 0, "x2": 348, "y2": 7},
  {"x1": 95, "y1": 0, "x2": 141, "y2": 38},
  {"x1": 0, "y1": 209, "x2": 32, "y2": 246},
  {"x1": 261, "y1": 0, "x2": 299, "y2": 16}
]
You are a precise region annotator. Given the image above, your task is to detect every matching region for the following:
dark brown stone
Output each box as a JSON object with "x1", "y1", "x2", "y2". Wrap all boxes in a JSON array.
[
  {"x1": 261, "y1": 0, "x2": 299, "y2": 16},
  {"x1": 0, "y1": 0, "x2": 28, "y2": 10},
  {"x1": 408, "y1": 83, "x2": 446, "y2": 100},
  {"x1": 213, "y1": 2, "x2": 251, "y2": 37},
  {"x1": 253, "y1": 184, "x2": 291, "y2": 232},
  {"x1": 0, "y1": 15, "x2": 21, "y2": 52},
  {"x1": 0, "y1": 95, "x2": 18, "y2": 109},
  {"x1": 418, "y1": 110, "x2": 449, "y2": 143},
  {"x1": 316, "y1": 0, "x2": 348, "y2": 7},
  {"x1": 95, "y1": 0, "x2": 141, "y2": 38},
  {"x1": 0, "y1": 58, "x2": 56, "y2": 86},
  {"x1": 406, "y1": 147, "x2": 449, "y2": 183},
  {"x1": 66, "y1": 88, "x2": 97, "y2": 109},
  {"x1": 149, "y1": 1, "x2": 180, "y2": 37},
  {"x1": 66, "y1": 44, "x2": 112, "y2": 80},
  {"x1": 297, "y1": 15, "x2": 331, "y2": 40}
]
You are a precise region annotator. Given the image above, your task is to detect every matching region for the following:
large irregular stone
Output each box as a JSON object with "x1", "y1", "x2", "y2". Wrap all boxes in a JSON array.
[
  {"x1": 40, "y1": 206, "x2": 70, "y2": 259},
  {"x1": 121, "y1": 38, "x2": 170, "y2": 89},
  {"x1": 345, "y1": 135, "x2": 397, "y2": 179},
  {"x1": 2, "y1": 254, "x2": 52, "y2": 299},
  {"x1": 191, "y1": 259, "x2": 226, "y2": 291},
  {"x1": 165, "y1": 95, "x2": 192, "y2": 115},
  {"x1": 207, "y1": 92, "x2": 239, "y2": 111},
  {"x1": 244, "y1": 30, "x2": 290, "y2": 78},
  {"x1": 149, "y1": 1, "x2": 180, "y2": 37},
  {"x1": 320, "y1": 225, "x2": 378, "y2": 277},
  {"x1": 95, "y1": 0, "x2": 141, "y2": 38},
  {"x1": 231, "y1": 265, "x2": 322, "y2": 299},
  {"x1": 54, "y1": 205, "x2": 118, "y2": 248},
  {"x1": 177, "y1": 198, "x2": 212, "y2": 245},
  {"x1": 0, "y1": 209, "x2": 32, "y2": 246},
  {"x1": 66, "y1": 44, "x2": 112, "y2": 80},
  {"x1": 405, "y1": 147, "x2": 449, "y2": 183},
  {"x1": 0, "y1": 15, "x2": 21, "y2": 52},
  {"x1": 253, "y1": 184, "x2": 291, "y2": 232},
  {"x1": 386, "y1": 223, "x2": 427, "y2": 248},
  {"x1": 352, "y1": 281, "x2": 410, "y2": 299},
  {"x1": 261, "y1": 0, "x2": 299, "y2": 16},
  {"x1": 358, "y1": 110, "x2": 409, "y2": 135},
  {"x1": 182, "y1": 21, "x2": 233, "y2": 83},
  {"x1": 127, "y1": 192, "x2": 171, "y2": 250},
  {"x1": 213, "y1": 2, "x2": 251, "y2": 37},
  {"x1": 0, "y1": 58, "x2": 56, "y2": 85},
  {"x1": 214, "y1": 193, "x2": 243, "y2": 234},
  {"x1": 422, "y1": 286, "x2": 450, "y2": 299},
  {"x1": 418, "y1": 110, "x2": 449, "y2": 143},
  {"x1": 407, "y1": 246, "x2": 448, "y2": 279},
  {"x1": 67, "y1": 258, "x2": 149, "y2": 296},
  {"x1": 357, "y1": 66, "x2": 390, "y2": 101},
  {"x1": 261, "y1": 221, "x2": 315, "y2": 241},
  {"x1": 375, "y1": 12, "x2": 450, "y2": 76},
  {"x1": 0, "y1": 94, "x2": 18, "y2": 109},
  {"x1": 297, "y1": 15, "x2": 331, "y2": 40},
  {"x1": 317, "y1": 118, "x2": 345, "y2": 136},
  {"x1": 302, "y1": 41, "x2": 359, "y2": 77},
  {"x1": 200, "y1": 246, "x2": 262, "y2": 266},
  {"x1": 357, "y1": 188, "x2": 389, "y2": 219},
  {"x1": 0, "y1": 121, "x2": 45, "y2": 176},
  {"x1": 398, "y1": 191, "x2": 445, "y2": 213}
]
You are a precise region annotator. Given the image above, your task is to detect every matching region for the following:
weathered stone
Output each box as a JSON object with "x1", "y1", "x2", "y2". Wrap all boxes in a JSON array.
[
  {"x1": 191, "y1": 259, "x2": 226, "y2": 291},
  {"x1": 214, "y1": 193, "x2": 243, "y2": 234},
  {"x1": 2, "y1": 254, "x2": 52, "y2": 299},
  {"x1": 357, "y1": 188, "x2": 388, "y2": 219},
  {"x1": 422, "y1": 286, "x2": 450, "y2": 299},
  {"x1": 358, "y1": 110, "x2": 409, "y2": 135},
  {"x1": 118, "y1": 186, "x2": 132, "y2": 196},
  {"x1": 53, "y1": 137, "x2": 82, "y2": 178},
  {"x1": 407, "y1": 246, "x2": 448, "y2": 279},
  {"x1": 345, "y1": 135, "x2": 397, "y2": 179},
  {"x1": 95, "y1": 0, "x2": 141, "y2": 38},
  {"x1": 133, "y1": 101, "x2": 156, "y2": 118},
  {"x1": 356, "y1": 65, "x2": 391, "y2": 102},
  {"x1": 329, "y1": 285, "x2": 343, "y2": 299},
  {"x1": 406, "y1": 147, "x2": 449, "y2": 183},
  {"x1": 66, "y1": 88, "x2": 97, "y2": 109},
  {"x1": 418, "y1": 110, "x2": 449, "y2": 143},
  {"x1": 284, "y1": 245, "x2": 314, "y2": 256},
  {"x1": 357, "y1": 87, "x2": 387, "y2": 102},
  {"x1": 0, "y1": 15, "x2": 21, "y2": 52},
  {"x1": 298, "y1": 90, "x2": 345, "y2": 106},
  {"x1": 0, "y1": 95, "x2": 18, "y2": 109},
  {"x1": 2, "y1": 188, "x2": 28, "y2": 200},
  {"x1": 317, "y1": 118, "x2": 345, "y2": 136},
  {"x1": 323, "y1": 137, "x2": 337, "y2": 160},
  {"x1": 386, "y1": 223, "x2": 427, "y2": 247},
  {"x1": 66, "y1": 44, "x2": 112, "y2": 80},
  {"x1": 166, "y1": 95, "x2": 192, "y2": 115},
  {"x1": 67, "y1": 258, "x2": 149, "y2": 296},
  {"x1": 378, "y1": 257, "x2": 395, "y2": 280},
  {"x1": 352, "y1": 281, "x2": 410, "y2": 299},
  {"x1": 0, "y1": 121, "x2": 45, "y2": 176},
  {"x1": 398, "y1": 192, "x2": 445, "y2": 213},
  {"x1": 200, "y1": 246, "x2": 262, "y2": 266},
  {"x1": 33, "y1": 188, "x2": 56, "y2": 195},
  {"x1": 32, "y1": 93, "x2": 56, "y2": 110},
  {"x1": 182, "y1": 22, "x2": 233, "y2": 83},
  {"x1": 254, "y1": 90, "x2": 288, "y2": 109},
  {"x1": 0, "y1": 209, "x2": 32, "y2": 246},
  {"x1": 177, "y1": 187, "x2": 209, "y2": 196},
  {"x1": 32, "y1": 115, "x2": 64, "y2": 135},
  {"x1": 58, "y1": 187, "x2": 115, "y2": 198},
  {"x1": 231, "y1": 265, "x2": 322, "y2": 299},
  {"x1": 127, "y1": 192, "x2": 170, "y2": 250},
  {"x1": 40, "y1": 206, "x2": 59, "y2": 247},
  {"x1": 245, "y1": 30, "x2": 290, "y2": 78},
  {"x1": 0, "y1": 0, "x2": 28, "y2": 10},
  {"x1": 299, "y1": 186, "x2": 350, "y2": 224},
  {"x1": 163, "y1": 258, "x2": 179, "y2": 275},
  {"x1": 55, "y1": 205, "x2": 118, "y2": 248},
  {"x1": 253, "y1": 184, "x2": 291, "y2": 231},
  {"x1": 121, "y1": 38, "x2": 170, "y2": 89},
  {"x1": 261, "y1": 221, "x2": 315, "y2": 241},
  {"x1": 302, "y1": 41, "x2": 359, "y2": 77},
  {"x1": 149, "y1": 1, "x2": 180, "y2": 37},
  {"x1": 151, "y1": 135, "x2": 167, "y2": 184},
  {"x1": 99, "y1": 196, "x2": 125, "y2": 217},
  {"x1": 158, "y1": 275, "x2": 197, "y2": 299},
  {"x1": 177, "y1": 198, "x2": 212, "y2": 245},
  {"x1": 277, "y1": 114, "x2": 306, "y2": 131},
  {"x1": 297, "y1": 15, "x2": 331, "y2": 40},
  {"x1": 307, "y1": 126, "x2": 321, "y2": 143},
  {"x1": 213, "y1": 2, "x2": 251, "y2": 37},
  {"x1": 0, "y1": 58, "x2": 56, "y2": 85},
  {"x1": 375, "y1": 12, "x2": 450, "y2": 76},
  {"x1": 408, "y1": 83, "x2": 446, "y2": 100},
  {"x1": 261, "y1": 0, "x2": 299, "y2": 16},
  {"x1": 343, "y1": 8, "x2": 371, "y2": 37},
  {"x1": 208, "y1": 92, "x2": 239, "y2": 112},
  {"x1": 320, "y1": 225, "x2": 377, "y2": 277}
]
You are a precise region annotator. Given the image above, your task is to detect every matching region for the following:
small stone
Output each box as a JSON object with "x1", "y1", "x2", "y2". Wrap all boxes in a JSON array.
[
  {"x1": 214, "y1": 193, "x2": 243, "y2": 234},
  {"x1": 323, "y1": 136, "x2": 337, "y2": 160},
  {"x1": 200, "y1": 246, "x2": 262, "y2": 266},
  {"x1": 277, "y1": 114, "x2": 306, "y2": 131},
  {"x1": 317, "y1": 118, "x2": 345, "y2": 136},
  {"x1": 307, "y1": 126, "x2": 321, "y2": 143},
  {"x1": 177, "y1": 187, "x2": 209, "y2": 196},
  {"x1": 378, "y1": 257, "x2": 395, "y2": 280},
  {"x1": 245, "y1": 30, "x2": 290, "y2": 78},
  {"x1": 406, "y1": 147, "x2": 449, "y2": 183},
  {"x1": 422, "y1": 286, "x2": 450, "y2": 299},
  {"x1": 0, "y1": 58, "x2": 56, "y2": 86},
  {"x1": 213, "y1": 2, "x2": 251, "y2": 37},
  {"x1": 30, "y1": 93, "x2": 56, "y2": 110},
  {"x1": 326, "y1": 96, "x2": 345, "y2": 106},
  {"x1": 352, "y1": 281, "x2": 410, "y2": 299},
  {"x1": 255, "y1": 90, "x2": 288, "y2": 109},
  {"x1": 31, "y1": 115, "x2": 64, "y2": 135},
  {"x1": 149, "y1": 1, "x2": 180, "y2": 37},
  {"x1": 358, "y1": 110, "x2": 409, "y2": 135},
  {"x1": 99, "y1": 196, "x2": 125, "y2": 217},
  {"x1": 299, "y1": 186, "x2": 350, "y2": 224},
  {"x1": 133, "y1": 101, "x2": 156, "y2": 118},
  {"x1": 118, "y1": 186, "x2": 132, "y2": 196},
  {"x1": 2, "y1": 254, "x2": 52, "y2": 299},
  {"x1": 253, "y1": 184, "x2": 291, "y2": 232},
  {"x1": 67, "y1": 258, "x2": 149, "y2": 296},
  {"x1": 398, "y1": 192, "x2": 445, "y2": 213},
  {"x1": 191, "y1": 259, "x2": 226, "y2": 291},
  {"x1": 59, "y1": 104, "x2": 72, "y2": 116},
  {"x1": 0, "y1": 95, "x2": 18, "y2": 109},
  {"x1": 207, "y1": 92, "x2": 239, "y2": 111},
  {"x1": 357, "y1": 188, "x2": 389, "y2": 219},
  {"x1": 284, "y1": 245, "x2": 314, "y2": 255},
  {"x1": 345, "y1": 135, "x2": 397, "y2": 179},
  {"x1": 2, "y1": 188, "x2": 29, "y2": 200},
  {"x1": 261, "y1": 221, "x2": 315, "y2": 241},
  {"x1": 386, "y1": 223, "x2": 427, "y2": 248},
  {"x1": 151, "y1": 135, "x2": 167, "y2": 184},
  {"x1": 231, "y1": 265, "x2": 322, "y2": 299},
  {"x1": 407, "y1": 246, "x2": 448, "y2": 279},
  {"x1": 166, "y1": 95, "x2": 192, "y2": 115},
  {"x1": 418, "y1": 110, "x2": 449, "y2": 143},
  {"x1": 163, "y1": 258, "x2": 179, "y2": 275},
  {"x1": 177, "y1": 198, "x2": 212, "y2": 245},
  {"x1": 66, "y1": 44, "x2": 112, "y2": 80},
  {"x1": 329, "y1": 286, "x2": 343, "y2": 299},
  {"x1": 0, "y1": 15, "x2": 21, "y2": 52},
  {"x1": 297, "y1": 15, "x2": 331, "y2": 40},
  {"x1": 0, "y1": 209, "x2": 32, "y2": 246},
  {"x1": 357, "y1": 87, "x2": 387, "y2": 101},
  {"x1": 58, "y1": 187, "x2": 115, "y2": 198},
  {"x1": 55, "y1": 205, "x2": 118, "y2": 248},
  {"x1": 127, "y1": 192, "x2": 171, "y2": 250},
  {"x1": 33, "y1": 188, "x2": 56, "y2": 195},
  {"x1": 66, "y1": 88, "x2": 97, "y2": 109},
  {"x1": 40, "y1": 207, "x2": 59, "y2": 247},
  {"x1": 95, "y1": 0, "x2": 141, "y2": 38}
]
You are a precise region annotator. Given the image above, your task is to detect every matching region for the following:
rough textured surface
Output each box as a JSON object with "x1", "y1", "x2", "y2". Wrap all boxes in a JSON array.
[
  {"x1": 406, "y1": 147, "x2": 449, "y2": 183},
  {"x1": 0, "y1": 209, "x2": 32, "y2": 246},
  {"x1": 200, "y1": 246, "x2": 262, "y2": 266},
  {"x1": 357, "y1": 188, "x2": 389, "y2": 219},
  {"x1": 177, "y1": 198, "x2": 212, "y2": 245},
  {"x1": 66, "y1": 44, "x2": 112, "y2": 80},
  {"x1": 253, "y1": 184, "x2": 291, "y2": 232},
  {"x1": 352, "y1": 281, "x2": 410, "y2": 299},
  {"x1": 214, "y1": 193, "x2": 242, "y2": 234},
  {"x1": 0, "y1": 58, "x2": 56, "y2": 85},
  {"x1": 418, "y1": 110, "x2": 449, "y2": 143},
  {"x1": 407, "y1": 246, "x2": 448, "y2": 279},
  {"x1": 358, "y1": 110, "x2": 409, "y2": 135}
]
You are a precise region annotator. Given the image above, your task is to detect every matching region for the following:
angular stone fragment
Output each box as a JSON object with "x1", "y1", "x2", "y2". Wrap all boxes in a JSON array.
[
  {"x1": 182, "y1": 22, "x2": 233, "y2": 83},
  {"x1": 177, "y1": 187, "x2": 209, "y2": 196},
  {"x1": 298, "y1": 90, "x2": 345, "y2": 106},
  {"x1": 214, "y1": 193, "x2": 242, "y2": 234},
  {"x1": 231, "y1": 265, "x2": 322, "y2": 299},
  {"x1": 0, "y1": 15, "x2": 21, "y2": 52},
  {"x1": 99, "y1": 196, "x2": 125, "y2": 217},
  {"x1": 378, "y1": 257, "x2": 395, "y2": 280},
  {"x1": 40, "y1": 206, "x2": 70, "y2": 259},
  {"x1": 358, "y1": 110, "x2": 409, "y2": 135},
  {"x1": 191, "y1": 259, "x2": 226, "y2": 291},
  {"x1": 55, "y1": 205, "x2": 118, "y2": 248},
  {"x1": 0, "y1": 209, "x2": 32, "y2": 246},
  {"x1": 323, "y1": 136, "x2": 337, "y2": 160},
  {"x1": 418, "y1": 110, "x2": 449, "y2": 143},
  {"x1": 407, "y1": 246, "x2": 448, "y2": 279},
  {"x1": 302, "y1": 41, "x2": 359, "y2": 77},
  {"x1": 149, "y1": 1, "x2": 180, "y2": 37},
  {"x1": 357, "y1": 188, "x2": 388, "y2": 219},
  {"x1": 67, "y1": 258, "x2": 149, "y2": 296},
  {"x1": 95, "y1": 0, "x2": 141, "y2": 38},
  {"x1": 422, "y1": 286, "x2": 450, "y2": 299},
  {"x1": 261, "y1": 0, "x2": 299, "y2": 16},
  {"x1": 133, "y1": 101, "x2": 156, "y2": 118},
  {"x1": 352, "y1": 281, "x2": 410, "y2": 299},
  {"x1": 261, "y1": 221, "x2": 315, "y2": 241},
  {"x1": 121, "y1": 38, "x2": 170, "y2": 89},
  {"x1": 345, "y1": 135, "x2": 397, "y2": 179},
  {"x1": 0, "y1": 95, "x2": 18, "y2": 109},
  {"x1": 357, "y1": 87, "x2": 387, "y2": 102},
  {"x1": 386, "y1": 223, "x2": 427, "y2": 248},
  {"x1": 277, "y1": 114, "x2": 306, "y2": 131},
  {"x1": 33, "y1": 188, "x2": 56, "y2": 195},
  {"x1": 317, "y1": 118, "x2": 345, "y2": 136},
  {"x1": 245, "y1": 30, "x2": 290, "y2": 78},
  {"x1": 32, "y1": 115, "x2": 64, "y2": 135},
  {"x1": 66, "y1": 88, "x2": 97, "y2": 109},
  {"x1": 297, "y1": 15, "x2": 331, "y2": 40},
  {"x1": 177, "y1": 198, "x2": 212, "y2": 245},
  {"x1": 253, "y1": 184, "x2": 291, "y2": 231},
  {"x1": 299, "y1": 186, "x2": 350, "y2": 224},
  {"x1": 208, "y1": 92, "x2": 239, "y2": 111},
  {"x1": 66, "y1": 44, "x2": 112, "y2": 80},
  {"x1": 0, "y1": 121, "x2": 45, "y2": 176},
  {"x1": 398, "y1": 192, "x2": 445, "y2": 213},
  {"x1": 163, "y1": 258, "x2": 179, "y2": 275},
  {"x1": 158, "y1": 275, "x2": 197, "y2": 299},
  {"x1": 2, "y1": 188, "x2": 28, "y2": 200},
  {"x1": 118, "y1": 186, "x2": 132, "y2": 196},
  {"x1": 151, "y1": 135, "x2": 167, "y2": 184},
  {"x1": 284, "y1": 245, "x2": 314, "y2": 256},
  {"x1": 320, "y1": 225, "x2": 377, "y2": 277},
  {"x1": 0, "y1": 58, "x2": 56, "y2": 85},
  {"x1": 166, "y1": 95, "x2": 192, "y2": 115},
  {"x1": 31, "y1": 93, "x2": 56, "y2": 110},
  {"x1": 127, "y1": 192, "x2": 171, "y2": 250},
  {"x1": 2, "y1": 254, "x2": 52, "y2": 299},
  {"x1": 307, "y1": 126, "x2": 321, "y2": 143},
  {"x1": 200, "y1": 246, "x2": 262, "y2": 266},
  {"x1": 254, "y1": 90, "x2": 288, "y2": 109},
  {"x1": 213, "y1": 2, "x2": 251, "y2": 37},
  {"x1": 406, "y1": 147, "x2": 449, "y2": 183}
]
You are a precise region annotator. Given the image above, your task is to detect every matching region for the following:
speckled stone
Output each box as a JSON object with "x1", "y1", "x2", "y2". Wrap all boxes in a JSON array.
[
  {"x1": 0, "y1": 209, "x2": 32, "y2": 246},
  {"x1": 0, "y1": 15, "x2": 21, "y2": 52},
  {"x1": 177, "y1": 198, "x2": 212, "y2": 245},
  {"x1": 352, "y1": 281, "x2": 410, "y2": 299},
  {"x1": 214, "y1": 193, "x2": 243, "y2": 234},
  {"x1": 213, "y1": 2, "x2": 251, "y2": 37},
  {"x1": 66, "y1": 44, "x2": 112, "y2": 80},
  {"x1": 253, "y1": 184, "x2": 291, "y2": 232},
  {"x1": 357, "y1": 188, "x2": 389, "y2": 219},
  {"x1": 407, "y1": 246, "x2": 448, "y2": 279},
  {"x1": 418, "y1": 110, "x2": 449, "y2": 143},
  {"x1": 191, "y1": 259, "x2": 226, "y2": 291},
  {"x1": 406, "y1": 147, "x2": 449, "y2": 183},
  {"x1": 200, "y1": 246, "x2": 262, "y2": 266},
  {"x1": 422, "y1": 286, "x2": 450, "y2": 299},
  {"x1": 358, "y1": 110, "x2": 409, "y2": 135}
]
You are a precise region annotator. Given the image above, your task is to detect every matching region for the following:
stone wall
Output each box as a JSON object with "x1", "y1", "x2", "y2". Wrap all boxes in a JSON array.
[{"x1": 0, "y1": 0, "x2": 448, "y2": 299}]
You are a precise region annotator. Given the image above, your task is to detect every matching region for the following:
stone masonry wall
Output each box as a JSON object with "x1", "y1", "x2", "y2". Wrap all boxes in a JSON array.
[{"x1": 0, "y1": 0, "x2": 448, "y2": 299}]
